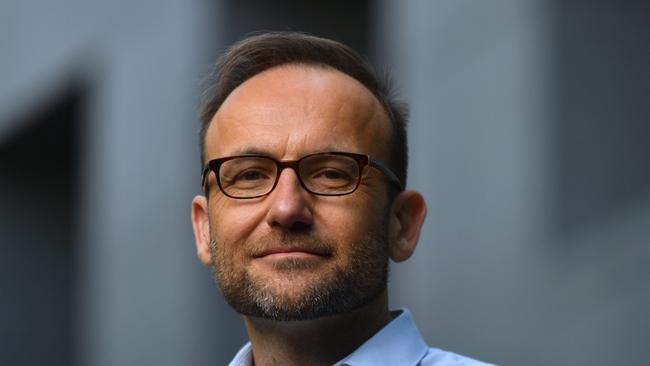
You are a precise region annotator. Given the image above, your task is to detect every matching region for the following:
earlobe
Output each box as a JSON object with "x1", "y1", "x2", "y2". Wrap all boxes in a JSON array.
[
  {"x1": 388, "y1": 190, "x2": 427, "y2": 262},
  {"x1": 191, "y1": 195, "x2": 213, "y2": 266}
]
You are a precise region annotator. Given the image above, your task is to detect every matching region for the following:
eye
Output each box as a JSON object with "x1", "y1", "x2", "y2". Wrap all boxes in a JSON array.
[
  {"x1": 317, "y1": 169, "x2": 348, "y2": 180},
  {"x1": 235, "y1": 169, "x2": 268, "y2": 182},
  {"x1": 313, "y1": 168, "x2": 352, "y2": 182}
]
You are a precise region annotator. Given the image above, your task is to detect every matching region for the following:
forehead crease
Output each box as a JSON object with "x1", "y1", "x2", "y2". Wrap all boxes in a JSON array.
[{"x1": 208, "y1": 118, "x2": 291, "y2": 156}]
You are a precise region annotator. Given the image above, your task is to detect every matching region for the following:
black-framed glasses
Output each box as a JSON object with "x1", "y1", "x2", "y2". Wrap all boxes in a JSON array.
[{"x1": 201, "y1": 151, "x2": 403, "y2": 199}]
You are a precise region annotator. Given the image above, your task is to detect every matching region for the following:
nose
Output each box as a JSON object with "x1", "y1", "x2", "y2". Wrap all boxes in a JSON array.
[{"x1": 265, "y1": 167, "x2": 314, "y2": 231}]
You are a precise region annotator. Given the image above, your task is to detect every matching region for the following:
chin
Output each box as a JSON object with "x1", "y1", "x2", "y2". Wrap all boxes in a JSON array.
[{"x1": 224, "y1": 266, "x2": 387, "y2": 322}]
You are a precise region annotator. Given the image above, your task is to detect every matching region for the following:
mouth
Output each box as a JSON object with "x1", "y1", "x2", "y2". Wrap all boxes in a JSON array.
[{"x1": 254, "y1": 247, "x2": 330, "y2": 259}]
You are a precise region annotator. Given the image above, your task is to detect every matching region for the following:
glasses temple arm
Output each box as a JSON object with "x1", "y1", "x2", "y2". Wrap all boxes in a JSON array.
[
  {"x1": 368, "y1": 157, "x2": 404, "y2": 190},
  {"x1": 201, "y1": 165, "x2": 210, "y2": 191}
]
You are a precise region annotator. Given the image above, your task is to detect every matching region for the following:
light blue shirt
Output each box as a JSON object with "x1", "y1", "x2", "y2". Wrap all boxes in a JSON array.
[{"x1": 227, "y1": 309, "x2": 495, "y2": 366}]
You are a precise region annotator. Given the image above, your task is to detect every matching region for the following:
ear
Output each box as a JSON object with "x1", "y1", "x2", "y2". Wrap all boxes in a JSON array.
[
  {"x1": 191, "y1": 195, "x2": 213, "y2": 266},
  {"x1": 387, "y1": 190, "x2": 427, "y2": 262}
]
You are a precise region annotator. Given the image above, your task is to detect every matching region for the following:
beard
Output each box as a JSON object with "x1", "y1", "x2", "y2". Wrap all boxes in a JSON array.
[{"x1": 208, "y1": 219, "x2": 390, "y2": 321}]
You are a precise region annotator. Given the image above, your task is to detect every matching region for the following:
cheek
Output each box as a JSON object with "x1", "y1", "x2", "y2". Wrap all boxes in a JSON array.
[
  {"x1": 315, "y1": 194, "x2": 387, "y2": 248},
  {"x1": 209, "y1": 197, "x2": 266, "y2": 252}
]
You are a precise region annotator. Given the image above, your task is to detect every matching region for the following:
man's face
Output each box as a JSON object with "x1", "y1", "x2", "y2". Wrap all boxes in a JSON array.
[{"x1": 201, "y1": 65, "x2": 394, "y2": 320}]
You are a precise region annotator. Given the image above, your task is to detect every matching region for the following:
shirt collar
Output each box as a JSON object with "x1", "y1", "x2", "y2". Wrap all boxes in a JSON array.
[
  {"x1": 227, "y1": 341, "x2": 252, "y2": 366},
  {"x1": 333, "y1": 308, "x2": 429, "y2": 366},
  {"x1": 227, "y1": 309, "x2": 428, "y2": 366}
]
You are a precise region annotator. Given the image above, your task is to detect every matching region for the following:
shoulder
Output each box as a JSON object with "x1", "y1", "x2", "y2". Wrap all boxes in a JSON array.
[{"x1": 334, "y1": 309, "x2": 497, "y2": 366}]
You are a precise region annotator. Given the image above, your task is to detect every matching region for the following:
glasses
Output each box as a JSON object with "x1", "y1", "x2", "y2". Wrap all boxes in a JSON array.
[{"x1": 201, "y1": 151, "x2": 403, "y2": 199}]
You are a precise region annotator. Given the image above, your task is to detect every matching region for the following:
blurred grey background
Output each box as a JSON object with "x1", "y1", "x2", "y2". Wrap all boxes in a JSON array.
[{"x1": 1, "y1": 0, "x2": 648, "y2": 365}]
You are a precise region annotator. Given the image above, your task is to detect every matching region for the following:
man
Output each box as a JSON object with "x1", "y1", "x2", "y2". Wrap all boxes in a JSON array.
[{"x1": 191, "y1": 32, "x2": 493, "y2": 366}]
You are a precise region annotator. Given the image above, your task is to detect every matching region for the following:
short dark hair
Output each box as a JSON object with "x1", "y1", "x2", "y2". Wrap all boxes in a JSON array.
[{"x1": 199, "y1": 32, "x2": 409, "y2": 189}]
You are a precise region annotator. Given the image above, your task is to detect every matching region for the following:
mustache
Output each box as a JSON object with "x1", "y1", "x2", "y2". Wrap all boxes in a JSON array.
[{"x1": 246, "y1": 232, "x2": 335, "y2": 257}]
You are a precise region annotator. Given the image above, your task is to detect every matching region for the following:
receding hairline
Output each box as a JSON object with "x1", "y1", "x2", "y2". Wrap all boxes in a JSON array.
[
  {"x1": 208, "y1": 61, "x2": 391, "y2": 126},
  {"x1": 204, "y1": 62, "x2": 394, "y2": 158}
]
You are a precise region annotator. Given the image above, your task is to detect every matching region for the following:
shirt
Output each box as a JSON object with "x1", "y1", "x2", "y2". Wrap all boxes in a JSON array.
[{"x1": 227, "y1": 309, "x2": 495, "y2": 366}]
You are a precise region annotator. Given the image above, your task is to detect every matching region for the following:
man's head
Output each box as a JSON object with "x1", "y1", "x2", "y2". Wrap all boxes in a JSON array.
[{"x1": 191, "y1": 32, "x2": 426, "y2": 321}]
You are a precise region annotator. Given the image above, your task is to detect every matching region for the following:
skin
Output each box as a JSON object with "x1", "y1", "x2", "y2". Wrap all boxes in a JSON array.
[{"x1": 191, "y1": 64, "x2": 427, "y2": 366}]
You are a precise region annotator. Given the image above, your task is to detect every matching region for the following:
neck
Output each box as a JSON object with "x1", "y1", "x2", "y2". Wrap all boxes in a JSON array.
[{"x1": 243, "y1": 290, "x2": 391, "y2": 366}]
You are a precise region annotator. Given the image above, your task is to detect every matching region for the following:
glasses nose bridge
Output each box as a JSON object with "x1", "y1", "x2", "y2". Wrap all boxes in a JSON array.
[{"x1": 274, "y1": 159, "x2": 306, "y2": 187}]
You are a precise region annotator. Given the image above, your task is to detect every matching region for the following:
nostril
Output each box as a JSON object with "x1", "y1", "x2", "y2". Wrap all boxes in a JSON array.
[{"x1": 289, "y1": 221, "x2": 311, "y2": 233}]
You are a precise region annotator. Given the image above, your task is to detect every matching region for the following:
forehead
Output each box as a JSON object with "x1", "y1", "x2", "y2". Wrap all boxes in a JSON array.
[{"x1": 204, "y1": 64, "x2": 391, "y2": 160}]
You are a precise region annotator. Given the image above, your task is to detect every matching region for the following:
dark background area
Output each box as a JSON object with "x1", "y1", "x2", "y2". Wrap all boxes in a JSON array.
[
  {"x1": 0, "y1": 86, "x2": 82, "y2": 365},
  {"x1": 554, "y1": 1, "x2": 650, "y2": 233}
]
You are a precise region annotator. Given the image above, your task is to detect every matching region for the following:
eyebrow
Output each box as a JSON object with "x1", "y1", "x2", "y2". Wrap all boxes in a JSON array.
[
  {"x1": 224, "y1": 145, "x2": 349, "y2": 159},
  {"x1": 229, "y1": 147, "x2": 274, "y2": 157}
]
